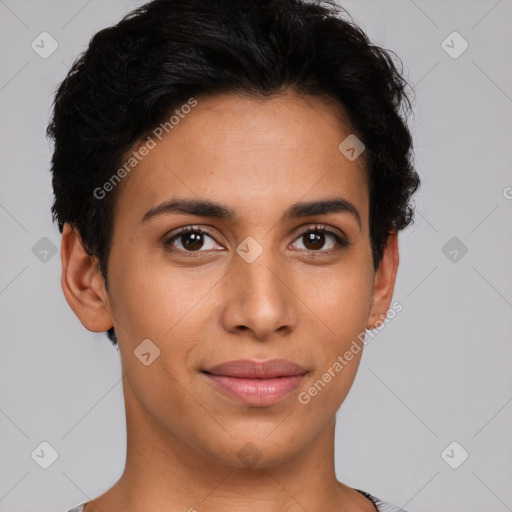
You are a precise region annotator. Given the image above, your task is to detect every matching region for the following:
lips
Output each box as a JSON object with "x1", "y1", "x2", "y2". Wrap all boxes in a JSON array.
[
  {"x1": 202, "y1": 359, "x2": 308, "y2": 406},
  {"x1": 203, "y1": 358, "x2": 308, "y2": 379}
]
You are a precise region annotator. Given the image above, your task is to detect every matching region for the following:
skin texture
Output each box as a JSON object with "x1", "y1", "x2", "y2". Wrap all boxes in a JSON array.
[{"x1": 61, "y1": 90, "x2": 399, "y2": 512}]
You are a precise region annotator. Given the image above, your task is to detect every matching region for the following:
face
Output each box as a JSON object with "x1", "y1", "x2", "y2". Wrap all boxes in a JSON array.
[{"x1": 66, "y1": 91, "x2": 398, "y2": 468}]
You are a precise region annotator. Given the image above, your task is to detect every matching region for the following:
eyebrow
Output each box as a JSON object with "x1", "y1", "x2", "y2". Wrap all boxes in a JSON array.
[{"x1": 141, "y1": 197, "x2": 361, "y2": 229}]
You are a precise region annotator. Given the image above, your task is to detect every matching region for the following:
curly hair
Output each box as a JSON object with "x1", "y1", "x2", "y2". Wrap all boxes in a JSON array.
[{"x1": 47, "y1": 0, "x2": 420, "y2": 345}]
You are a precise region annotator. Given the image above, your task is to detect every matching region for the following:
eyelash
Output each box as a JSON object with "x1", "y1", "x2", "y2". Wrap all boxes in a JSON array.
[{"x1": 163, "y1": 224, "x2": 350, "y2": 257}]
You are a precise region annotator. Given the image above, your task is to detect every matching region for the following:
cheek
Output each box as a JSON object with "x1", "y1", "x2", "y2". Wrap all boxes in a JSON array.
[
  {"x1": 107, "y1": 251, "x2": 216, "y2": 344},
  {"x1": 299, "y1": 264, "x2": 374, "y2": 347},
  {"x1": 291, "y1": 264, "x2": 374, "y2": 406}
]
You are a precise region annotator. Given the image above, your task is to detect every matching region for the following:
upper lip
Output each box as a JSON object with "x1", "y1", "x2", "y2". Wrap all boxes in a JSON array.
[{"x1": 203, "y1": 359, "x2": 308, "y2": 379}]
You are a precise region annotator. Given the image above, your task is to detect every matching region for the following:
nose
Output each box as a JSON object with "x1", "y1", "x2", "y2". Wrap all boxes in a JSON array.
[{"x1": 219, "y1": 249, "x2": 298, "y2": 341}]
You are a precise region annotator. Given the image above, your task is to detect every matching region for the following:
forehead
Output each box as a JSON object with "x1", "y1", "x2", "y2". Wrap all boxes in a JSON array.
[{"x1": 113, "y1": 91, "x2": 369, "y2": 226}]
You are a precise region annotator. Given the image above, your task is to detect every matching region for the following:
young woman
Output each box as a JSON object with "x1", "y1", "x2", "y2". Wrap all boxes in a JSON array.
[{"x1": 48, "y1": 1, "x2": 420, "y2": 510}]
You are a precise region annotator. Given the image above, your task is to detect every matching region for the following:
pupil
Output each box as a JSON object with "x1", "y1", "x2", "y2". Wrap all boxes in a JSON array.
[
  {"x1": 183, "y1": 232, "x2": 203, "y2": 250},
  {"x1": 305, "y1": 232, "x2": 324, "y2": 250}
]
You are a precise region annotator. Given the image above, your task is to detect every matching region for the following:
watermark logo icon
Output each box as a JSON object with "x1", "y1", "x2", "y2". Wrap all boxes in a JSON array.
[
  {"x1": 442, "y1": 236, "x2": 468, "y2": 263},
  {"x1": 32, "y1": 237, "x2": 58, "y2": 263},
  {"x1": 237, "y1": 442, "x2": 263, "y2": 467},
  {"x1": 31, "y1": 32, "x2": 59, "y2": 59},
  {"x1": 338, "y1": 134, "x2": 365, "y2": 161},
  {"x1": 31, "y1": 441, "x2": 59, "y2": 469},
  {"x1": 441, "y1": 31, "x2": 468, "y2": 59},
  {"x1": 441, "y1": 441, "x2": 469, "y2": 469},
  {"x1": 134, "y1": 339, "x2": 161, "y2": 366},
  {"x1": 236, "y1": 236, "x2": 263, "y2": 263}
]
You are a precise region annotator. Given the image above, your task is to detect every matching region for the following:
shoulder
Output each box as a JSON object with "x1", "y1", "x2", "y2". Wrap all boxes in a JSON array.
[{"x1": 356, "y1": 489, "x2": 411, "y2": 512}]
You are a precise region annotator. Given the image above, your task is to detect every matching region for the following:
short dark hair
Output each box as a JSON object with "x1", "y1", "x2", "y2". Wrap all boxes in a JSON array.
[{"x1": 47, "y1": 0, "x2": 420, "y2": 345}]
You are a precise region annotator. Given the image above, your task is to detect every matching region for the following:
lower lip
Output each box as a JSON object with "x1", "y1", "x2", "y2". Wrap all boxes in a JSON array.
[{"x1": 203, "y1": 373, "x2": 306, "y2": 406}]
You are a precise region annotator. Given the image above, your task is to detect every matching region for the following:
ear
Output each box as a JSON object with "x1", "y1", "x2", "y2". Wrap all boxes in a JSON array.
[
  {"x1": 367, "y1": 229, "x2": 400, "y2": 330},
  {"x1": 60, "y1": 223, "x2": 113, "y2": 333}
]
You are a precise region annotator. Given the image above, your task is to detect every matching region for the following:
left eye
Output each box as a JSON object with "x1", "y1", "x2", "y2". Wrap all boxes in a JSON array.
[{"x1": 291, "y1": 227, "x2": 346, "y2": 252}]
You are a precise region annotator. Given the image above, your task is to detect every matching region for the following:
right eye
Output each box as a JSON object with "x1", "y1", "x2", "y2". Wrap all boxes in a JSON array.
[{"x1": 163, "y1": 226, "x2": 225, "y2": 254}]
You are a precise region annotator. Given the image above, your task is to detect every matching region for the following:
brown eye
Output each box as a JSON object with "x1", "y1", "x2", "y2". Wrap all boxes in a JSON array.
[
  {"x1": 179, "y1": 231, "x2": 205, "y2": 251},
  {"x1": 164, "y1": 227, "x2": 221, "y2": 253},
  {"x1": 292, "y1": 226, "x2": 349, "y2": 253},
  {"x1": 302, "y1": 231, "x2": 328, "y2": 250}
]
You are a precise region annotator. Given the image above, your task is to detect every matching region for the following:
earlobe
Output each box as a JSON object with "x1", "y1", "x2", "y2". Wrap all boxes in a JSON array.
[
  {"x1": 366, "y1": 230, "x2": 399, "y2": 330},
  {"x1": 60, "y1": 223, "x2": 114, "y2": 333}
]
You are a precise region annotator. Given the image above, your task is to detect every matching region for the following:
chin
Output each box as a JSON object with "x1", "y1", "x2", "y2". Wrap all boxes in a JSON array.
[{"x1": 199, "y1": 429, "x2": 303, "y2": 469}]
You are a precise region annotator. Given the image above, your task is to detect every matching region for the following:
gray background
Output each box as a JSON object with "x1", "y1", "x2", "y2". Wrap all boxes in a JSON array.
[{"x1": 1, "y1": 0, "x2": 511, "y2": 511}]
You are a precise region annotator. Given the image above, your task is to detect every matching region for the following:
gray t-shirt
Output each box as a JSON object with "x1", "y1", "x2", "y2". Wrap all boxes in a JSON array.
[{"x1": 65, "y1": 490, "x2": 409, "y2": 511}]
